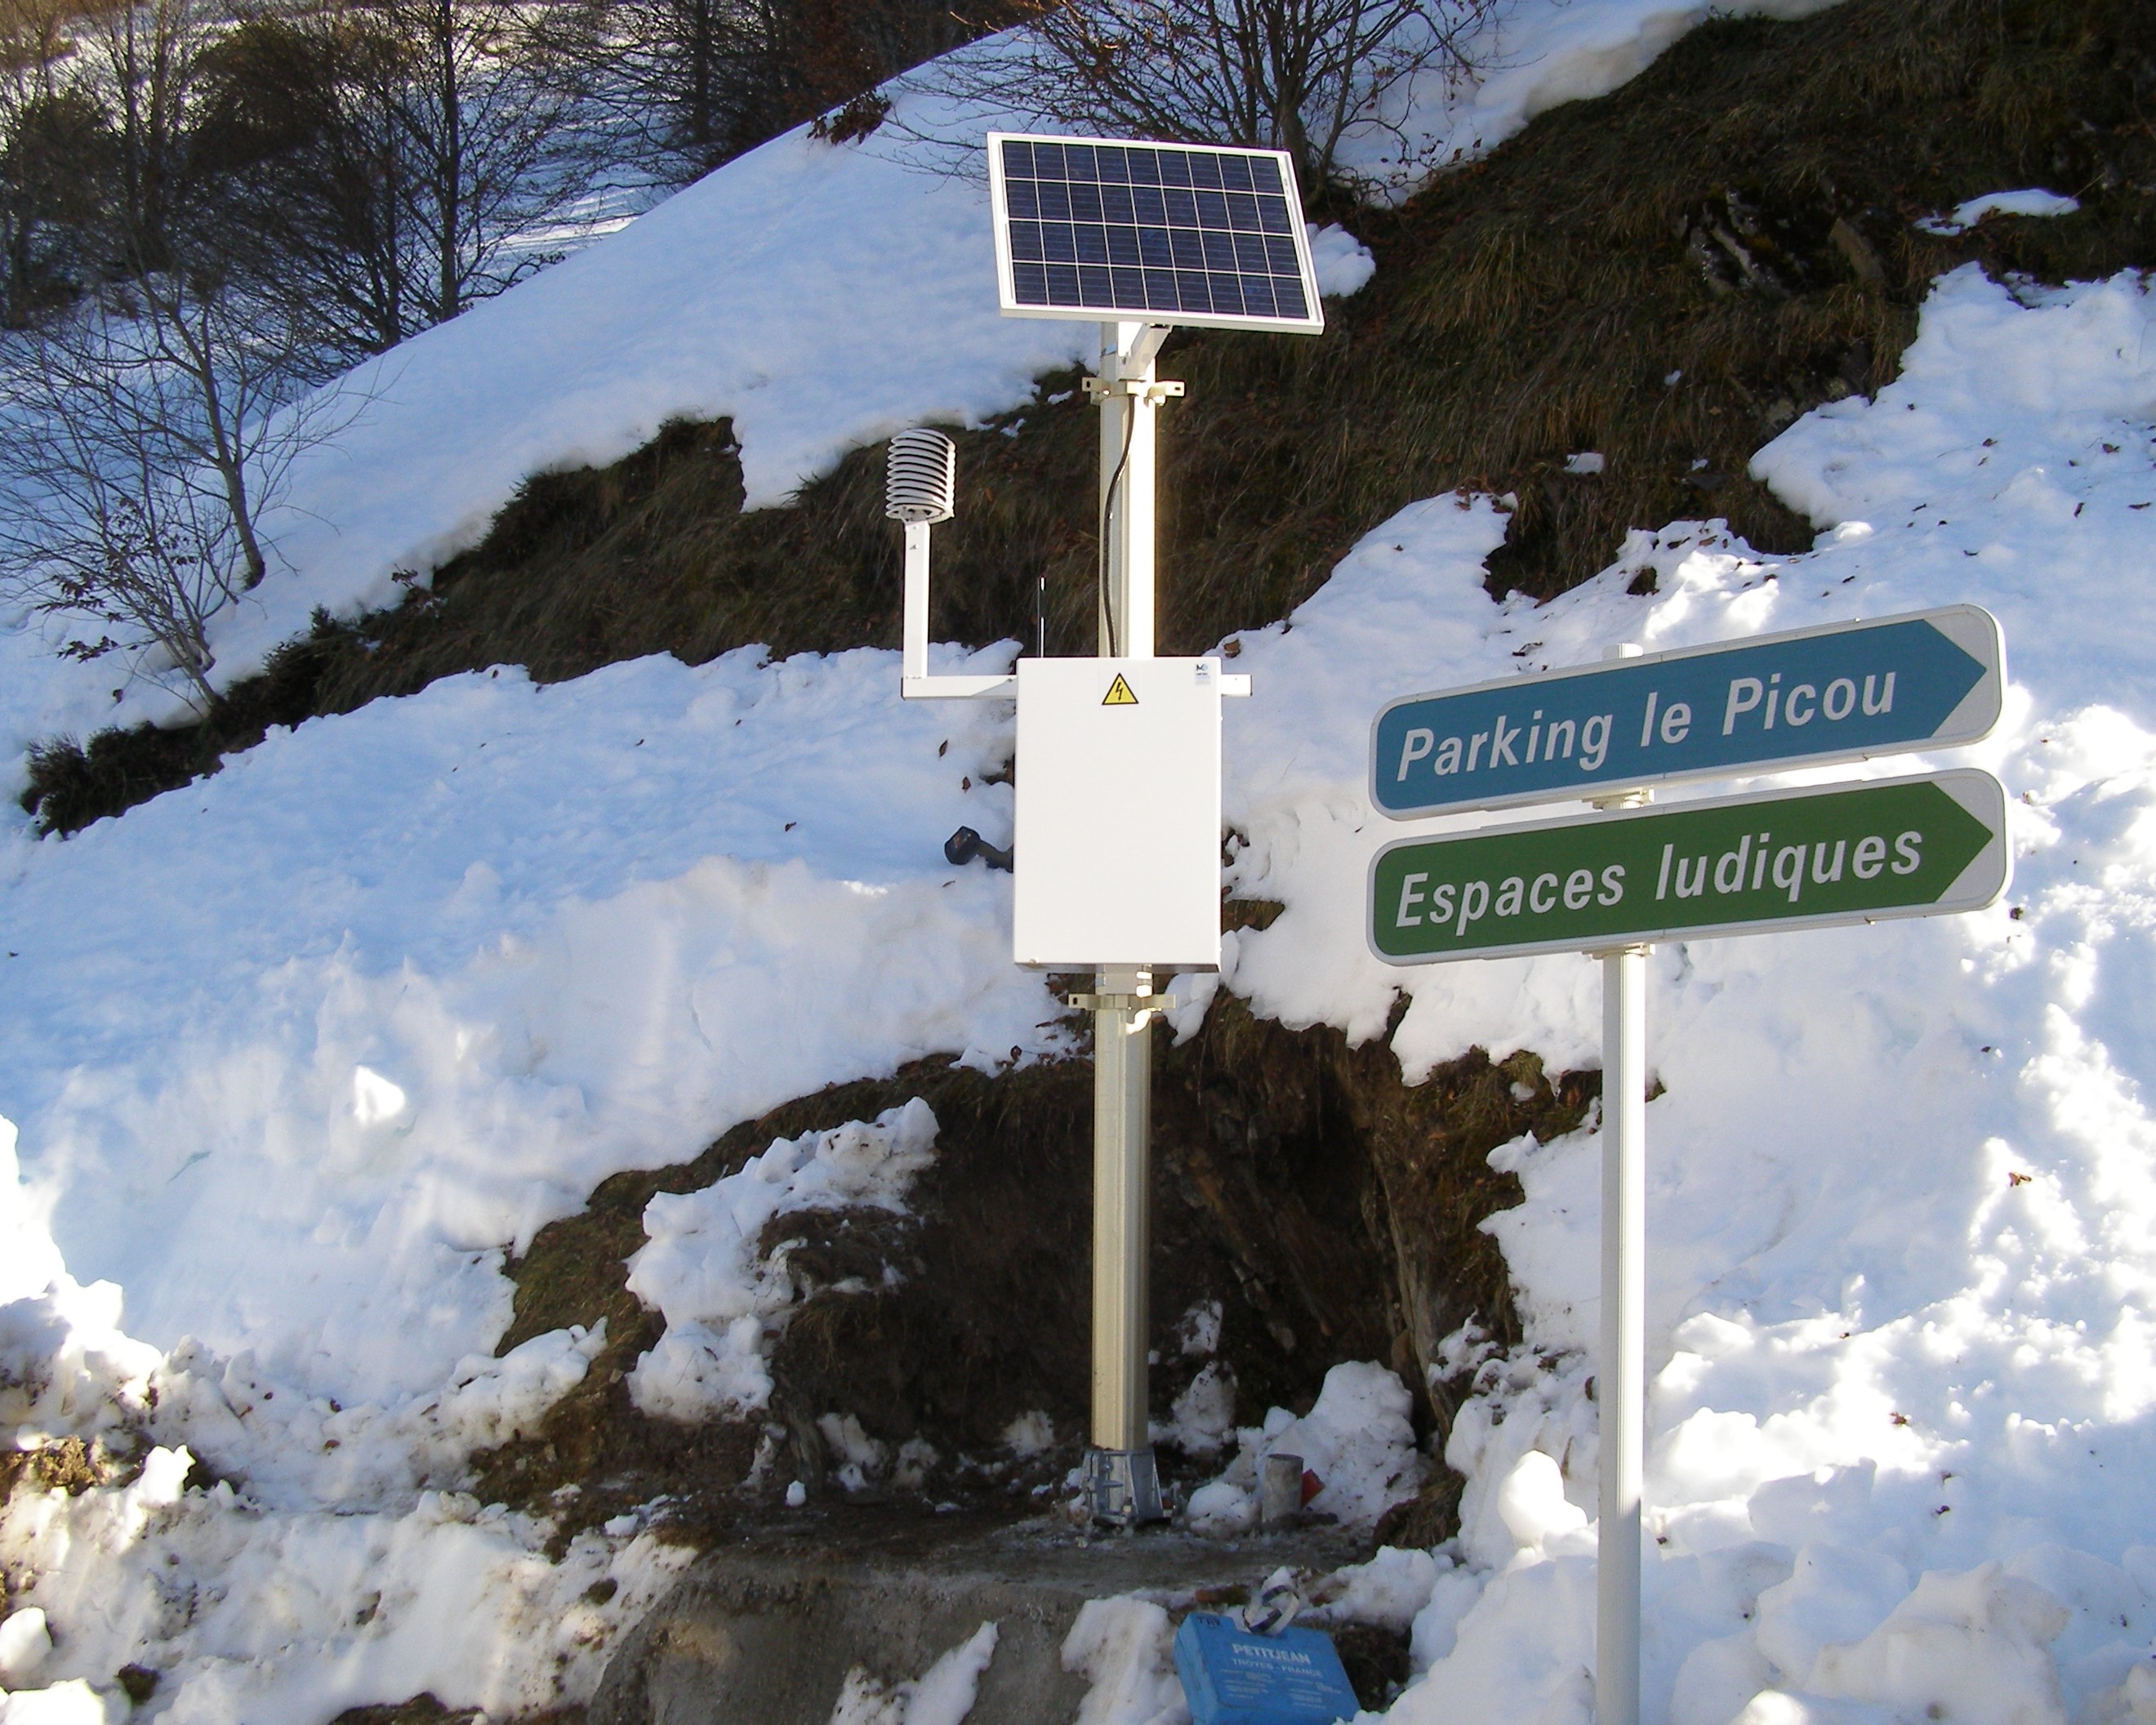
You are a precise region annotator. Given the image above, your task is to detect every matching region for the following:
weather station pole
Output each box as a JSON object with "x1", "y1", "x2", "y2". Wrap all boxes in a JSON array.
[
  {"x1": 1082, "y1": 317, "x2": 1178, "y2": 1526},
  {"x1": 954, "y1": 130, "x2": 1325, "y2": 1529}
]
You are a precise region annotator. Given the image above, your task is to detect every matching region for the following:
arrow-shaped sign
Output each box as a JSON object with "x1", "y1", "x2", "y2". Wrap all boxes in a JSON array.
[
  {"x1": 1369, "y1": 769, "x2": 2009, "y2": 965},
  {"x1": 1370, "y1": 607, "x2": 2002, "y2": 819}
]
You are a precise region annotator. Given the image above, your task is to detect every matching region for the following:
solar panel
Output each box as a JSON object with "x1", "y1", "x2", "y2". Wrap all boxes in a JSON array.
[{"x1": 987, "y1": 132, "x2": 1324, "y2": 336}]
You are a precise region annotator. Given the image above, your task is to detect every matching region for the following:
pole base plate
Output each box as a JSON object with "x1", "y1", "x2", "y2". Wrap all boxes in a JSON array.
[{"x1": 1082, "y1": 1446, "x2": 1165, "y2": 1527}]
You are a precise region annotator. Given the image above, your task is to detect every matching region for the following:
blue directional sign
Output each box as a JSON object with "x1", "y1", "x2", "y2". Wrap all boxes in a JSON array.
[{"x1": 1370, "y1": 606, "x2": 2002, "y2": 819}]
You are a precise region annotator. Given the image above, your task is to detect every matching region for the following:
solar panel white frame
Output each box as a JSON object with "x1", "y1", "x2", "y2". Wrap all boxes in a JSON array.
[{"x1": 987, "y1": 131, "x2": 1325, "y2": 336}]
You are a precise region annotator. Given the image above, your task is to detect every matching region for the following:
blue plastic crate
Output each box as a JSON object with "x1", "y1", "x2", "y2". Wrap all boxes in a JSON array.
[{"x1": 1172, "y1": 1611, "x2": 1362, "y2": 1725}]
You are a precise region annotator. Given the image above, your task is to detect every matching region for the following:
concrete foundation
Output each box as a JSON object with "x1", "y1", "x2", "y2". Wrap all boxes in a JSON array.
[{"x1": 589, "y1": 1515, "x2": 1363, "y2": 1725}]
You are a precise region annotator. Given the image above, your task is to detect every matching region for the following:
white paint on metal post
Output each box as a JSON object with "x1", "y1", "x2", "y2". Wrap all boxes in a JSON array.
[
  {"x1": 1598, "y1": 941, "x2": 1646, "y2": 1725},
  {"x1": 1594, "y1": 641, "x2": 1647, "y2": 1725},
  {"x1": 901, "y1": 519, "x2": 929, "y2": 683},
  {"x1": 1085, "y1": 319, "x2": 1169, "y2": 1521},
  {"x1": 1092, "y1": 961, "x2": 1153, "y2": 1452}
]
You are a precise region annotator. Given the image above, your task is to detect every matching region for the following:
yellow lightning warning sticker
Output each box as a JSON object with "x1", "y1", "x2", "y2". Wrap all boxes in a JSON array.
[{"x1": 1102, "y1": 673, "x2": 1139, "y2": 706}]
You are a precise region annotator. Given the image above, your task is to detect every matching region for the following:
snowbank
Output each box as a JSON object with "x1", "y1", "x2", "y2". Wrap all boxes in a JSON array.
[{"x1": 1186, "y1": 1361, "x2": 1427, "y2": 1532}]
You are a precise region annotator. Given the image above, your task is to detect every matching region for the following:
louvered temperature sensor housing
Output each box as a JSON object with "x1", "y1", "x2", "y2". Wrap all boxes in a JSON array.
[
  {"x1": 888, "y1": 429, "x2": 1010, "y2": 699},
  {"x1": 885, "y1": 427, "x2": 955, "y2": 523}
]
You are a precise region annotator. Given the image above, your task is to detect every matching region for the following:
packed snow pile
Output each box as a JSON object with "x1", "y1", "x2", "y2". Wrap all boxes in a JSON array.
[
  {"x1": 830, "y1": 1620, "x2": 1001, "y2": 1725},
  {"x1": 0, "y1": 1113, "x2": 692, "y2": 1725},
  {"x1": 1184, "y1": 1362, "x2": 1427, "y2": 1534},
  {"x1": 624, "y1": 1098, "x2": 940, "y2": 1420}
]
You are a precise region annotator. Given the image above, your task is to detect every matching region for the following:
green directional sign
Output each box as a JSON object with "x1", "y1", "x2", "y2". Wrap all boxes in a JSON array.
[{"x1": 1369, "y1": 770, "x2": 2009, "y2": 965}]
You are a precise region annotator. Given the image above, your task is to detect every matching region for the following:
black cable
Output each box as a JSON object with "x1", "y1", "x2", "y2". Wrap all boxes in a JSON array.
[{"x1": 1098, "y1": 394, "x2": 1138, "y2": 657}]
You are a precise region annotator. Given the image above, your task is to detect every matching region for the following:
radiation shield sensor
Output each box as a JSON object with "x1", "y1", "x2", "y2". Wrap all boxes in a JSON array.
[{"x1": 987, "y1": 132, "x2": 1325, "y2": 336}]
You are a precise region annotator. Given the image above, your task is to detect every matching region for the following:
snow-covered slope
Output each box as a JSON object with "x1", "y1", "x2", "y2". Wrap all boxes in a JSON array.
[{"x1": 0, "y1": 0, "x2": 1842, "y2": 779}]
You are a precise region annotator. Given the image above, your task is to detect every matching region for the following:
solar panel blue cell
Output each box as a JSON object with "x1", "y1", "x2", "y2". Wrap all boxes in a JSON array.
[{"x1": 992, "y1": 133, "x2": 1320, "y2": 331}]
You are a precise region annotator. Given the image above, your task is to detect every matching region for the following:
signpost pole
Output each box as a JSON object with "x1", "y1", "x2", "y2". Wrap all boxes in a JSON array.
[
  {"x1": 1597, "y1": 937, "x2": 1646, "y2": 1725},
  {"x1": 1085, "y1": 319, "x2": 1168, "y2": 1523},
  {"x1": 1594, "y1": 643, "x2": 1646, "y2": 1725}
]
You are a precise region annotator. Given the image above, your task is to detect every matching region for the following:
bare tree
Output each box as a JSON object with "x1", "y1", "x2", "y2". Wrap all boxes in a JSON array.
[
  {"x1": 540, "y1": 0, "x2": 1004, "y2": 189},
  {"x1": 0, "y1": 0, "x2": 111, "y2": 326},
  {"x1": 0, "y1": 271, "x2": 350, "y2": 707},
  {"x1": 189, "y1": 0, "x2": 587, "y2": 361},
  {"x1": 381, "y1": 0, "x2": 587, "y2": 323},
  {"x1": 923, "y1": 0, "x2": 1496, "y2": 199}
]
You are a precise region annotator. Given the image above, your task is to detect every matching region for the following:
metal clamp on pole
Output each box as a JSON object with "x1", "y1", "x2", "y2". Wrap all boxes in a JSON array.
[
  {"x1": 1065, "y1": 991, "x2": 1179, "y2": 1018},
  {"x1": 1083, "y1": 377, "x2": 1186, "y2": 407}
]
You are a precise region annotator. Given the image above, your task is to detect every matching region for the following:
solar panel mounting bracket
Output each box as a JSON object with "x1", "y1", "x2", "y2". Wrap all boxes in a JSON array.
[{"x1": 1083, "y1": 377, "x2": 1184, "y2": 404}]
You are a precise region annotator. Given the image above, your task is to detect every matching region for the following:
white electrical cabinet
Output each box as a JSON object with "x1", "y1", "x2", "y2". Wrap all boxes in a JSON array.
[{"x1": 1013, "y1": 657, "x2": 1225, "y2": 969}]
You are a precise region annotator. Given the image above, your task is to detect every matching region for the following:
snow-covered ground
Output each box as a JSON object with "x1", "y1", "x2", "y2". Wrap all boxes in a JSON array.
[{"x1": 7, "y1": 0, "x2": 2154, "y2": 1720}]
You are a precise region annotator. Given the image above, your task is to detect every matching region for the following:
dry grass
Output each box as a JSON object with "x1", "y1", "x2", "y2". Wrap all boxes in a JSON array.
[{"x1": 23, "y1": 0, "x2": 2156, "y2": 832}]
